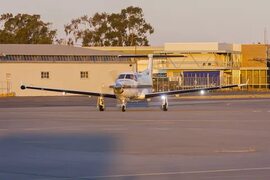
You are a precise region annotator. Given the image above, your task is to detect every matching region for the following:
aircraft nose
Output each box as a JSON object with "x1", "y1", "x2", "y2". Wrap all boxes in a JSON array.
[
  {"x1": 114, "y1": 82, "x2": 124, "y2": 94},
  {"x1": 115, "y1": 82, "x2": 122, "y2": 88}
]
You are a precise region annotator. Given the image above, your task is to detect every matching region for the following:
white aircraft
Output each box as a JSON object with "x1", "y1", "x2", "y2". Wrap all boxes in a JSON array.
[{"x1": 21, "y1": 54, "x2": 246, "y2": 112}]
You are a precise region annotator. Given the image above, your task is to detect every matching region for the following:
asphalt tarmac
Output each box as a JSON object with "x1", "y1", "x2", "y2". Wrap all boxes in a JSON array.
[{"x1": 0, "y1": 96, "x2": 270, "y2": 180}]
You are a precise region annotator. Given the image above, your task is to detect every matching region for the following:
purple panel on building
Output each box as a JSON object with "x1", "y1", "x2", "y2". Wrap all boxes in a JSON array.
[{"x1": 183, "y1": 71, "x2": 220, "y2": 86}]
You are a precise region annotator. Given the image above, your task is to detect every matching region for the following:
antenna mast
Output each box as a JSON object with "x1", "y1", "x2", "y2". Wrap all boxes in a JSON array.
[{"x1": 264, "y1": 27, "x2": 268, "y2": 45}]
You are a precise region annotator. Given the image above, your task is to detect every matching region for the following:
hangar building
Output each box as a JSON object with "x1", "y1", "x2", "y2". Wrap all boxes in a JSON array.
[{"x1": 0, "y1": 44, "x2": 133, "y2": 96}]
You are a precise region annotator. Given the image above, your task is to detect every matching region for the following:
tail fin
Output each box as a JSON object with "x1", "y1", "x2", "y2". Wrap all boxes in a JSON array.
[
  {"x1": 140, "y1": 54, "x2": 153, "y2": 85},
  {"x1": 145, "y1": 54, "x2": 153, "y2": 76},
  {"x1": 147, "y1": 54, "x2": 153, "y2": 75}
]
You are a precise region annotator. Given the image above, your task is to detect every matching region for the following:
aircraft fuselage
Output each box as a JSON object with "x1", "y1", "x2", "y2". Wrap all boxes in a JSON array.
[{"x1": 113, "y1": 76, "x2": 152, "y2": 101}]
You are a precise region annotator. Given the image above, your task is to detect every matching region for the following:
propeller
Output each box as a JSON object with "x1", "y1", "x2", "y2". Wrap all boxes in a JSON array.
[{"x1": 113, "y1": 82, "x2": 124, "y2": 94}]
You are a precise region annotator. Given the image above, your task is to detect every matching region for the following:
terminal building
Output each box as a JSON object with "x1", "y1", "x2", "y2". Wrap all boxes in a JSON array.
[
  {"x1": 89, "y1": 42, "x2": 270, "y2": 92},
  {"x1": 0, "y1": 43, "x2": 269, "y2": 96}
]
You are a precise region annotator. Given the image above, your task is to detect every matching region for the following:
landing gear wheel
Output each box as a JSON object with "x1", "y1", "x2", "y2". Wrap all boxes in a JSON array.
[
  {"x1": 99, "y1": 105, "x2": 105, "y2": 111},
  {"x1": 161, "y1": 103, "x2": 168, "y2": 111},
  {"x1": 121, "y1": 105, "x2": 126, "y2": 112},
  {"x1": 161, "y1": 96, "x2": 168, "y2": 111},
  {"x1": 97, "y1": 97, "x2": 105, "y2": 111}
]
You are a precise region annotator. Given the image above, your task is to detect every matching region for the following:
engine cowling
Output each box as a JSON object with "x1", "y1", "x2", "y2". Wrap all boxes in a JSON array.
[{"x1": 136, "y1": 93, "x2": 145, "y2": 100}]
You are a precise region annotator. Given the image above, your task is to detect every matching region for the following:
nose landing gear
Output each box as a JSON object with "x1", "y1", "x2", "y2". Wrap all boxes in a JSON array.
[
  {"x1": 121, "y1": 104, "x2": 126, "y2": 112},
  {"x1": 120, "y1": 99, "x2": 127, "y2": 112}
]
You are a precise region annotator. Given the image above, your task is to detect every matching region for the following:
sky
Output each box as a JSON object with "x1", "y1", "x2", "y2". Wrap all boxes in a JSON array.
[{"x1": 1, "y1": 0, "x2": 270, "y2": 46}]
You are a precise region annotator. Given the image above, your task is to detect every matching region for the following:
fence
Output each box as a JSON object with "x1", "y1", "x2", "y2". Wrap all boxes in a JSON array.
[
  {"x1": 154, "y1": 76, "x2": 226, "y2": 92},
  {"x1": 182, "y1": 76, "x2": 220, "y2": 89}
]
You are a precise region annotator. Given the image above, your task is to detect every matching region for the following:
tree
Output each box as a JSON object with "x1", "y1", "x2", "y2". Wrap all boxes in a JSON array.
[
  {"x1": 64, "y1": 6, "x2": 154, "y2": 46},
  {"x1": 0, "y1": 13, "x2": 57, "y2": 44}
]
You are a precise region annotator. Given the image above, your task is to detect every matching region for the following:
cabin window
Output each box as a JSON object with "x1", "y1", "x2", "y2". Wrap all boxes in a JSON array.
[
  {"x1": 80, "y1": 71, "x2": 89, "y2": 79},
  {"x1": 41, "y1": 72, "x2": 49, "y2": 79}
]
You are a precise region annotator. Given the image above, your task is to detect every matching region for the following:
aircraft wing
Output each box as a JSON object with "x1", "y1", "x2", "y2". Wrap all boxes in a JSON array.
[
  {"x1": 20, "y1": 85, "x2": 116, "y2": 98},
  {"x1": 145, "y1": 84, "x2": 245, "y2": 98}
]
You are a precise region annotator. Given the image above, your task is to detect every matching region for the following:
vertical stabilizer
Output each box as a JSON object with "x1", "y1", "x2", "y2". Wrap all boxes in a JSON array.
[
  {"x1": 139, "y1": 54, "x2": 153, "y2": 86},
  {"x1": 147, "y1": 54, "x2": 153, "y2": 80},
  {"x1": 147, "y1": 54, "x2": 153, "y2": 76}
]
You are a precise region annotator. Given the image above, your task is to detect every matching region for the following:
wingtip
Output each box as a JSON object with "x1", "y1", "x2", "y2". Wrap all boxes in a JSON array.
[
  {"x1": 245, "y1": 79, "x2": 250, "y2": 85},
  {"x1": 238, "y1": 81, "x2": 249, "y2": 87}
]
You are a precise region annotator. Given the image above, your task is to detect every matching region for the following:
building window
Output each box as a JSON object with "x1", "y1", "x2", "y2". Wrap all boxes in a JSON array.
[
  {"x1": 80, "y1": 71, "x2": 88, "y2": 79},
  {"x1": 41, "y1": 72, "x2": 50, "y2": 79}
]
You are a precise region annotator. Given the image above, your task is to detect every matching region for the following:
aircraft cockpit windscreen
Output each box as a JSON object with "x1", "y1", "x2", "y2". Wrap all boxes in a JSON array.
[
  {"x1": 125, "y1": 74, "x2": 134, "y2": 80},
  {"x1": 117, "y1": 74, "x2": 137, "y2": 81},
  {"x1": 118, "y1": 74, "x2": 126, "y2": 79}
]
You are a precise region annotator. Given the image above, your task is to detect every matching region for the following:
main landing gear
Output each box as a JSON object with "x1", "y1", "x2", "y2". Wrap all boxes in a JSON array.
[
  {"x1": 97, "y1": 97, "x2": 105, "y2": 111},
  {"x1": 161, "y1": 96, "x2": 168, "y2": 111}
]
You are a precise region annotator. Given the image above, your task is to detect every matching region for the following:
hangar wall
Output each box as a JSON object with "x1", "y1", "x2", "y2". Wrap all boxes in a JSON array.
[
  {"x1": 240, "y1": 44, "x2": 269, "y2": 89},
  {"x1": 0, "y1": 44, "x2": 134, "y2": 96},
  {"x1": 0, "y1": 62, "x2": 132, "y2": 96}
]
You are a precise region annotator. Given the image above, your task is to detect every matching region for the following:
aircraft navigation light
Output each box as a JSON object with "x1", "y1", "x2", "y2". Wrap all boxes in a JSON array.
[
  {"x1": 161, "y1": 95, "x2": 166, "y2": 100},
  {"x1": 200, "y1": 90, "x2": 205, "y2": 95}
]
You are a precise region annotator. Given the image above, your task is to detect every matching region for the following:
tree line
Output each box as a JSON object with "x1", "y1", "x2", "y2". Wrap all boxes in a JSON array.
[{"x1": 0, "y1": 6, "x2": 154, "y2": 46}]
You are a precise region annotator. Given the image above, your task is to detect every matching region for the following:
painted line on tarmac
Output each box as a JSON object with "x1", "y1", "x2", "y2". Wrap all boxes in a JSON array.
[
  {"x1": 151, "y1": 128, "x2": 170, "y2": 131},
  {"x1": 102, "y1": 128, "x2": 128, "y2": 131},
  {"x1": 253, "y1": 110, "x2": 262, "y2": 113},
  {"x1": 22, "y1": 124, "x2": 111, "y2": 131},
  {"x1": 98, "y1": 119, "x2": 269, "y2": 123},
  {"x1": 21, "y1": 125, "x2": 128, "y2": 132},
  {"x1": 215, "y1": 147, "x2": 256, "y2": 153},
  {"x1": 80, "y1": 167, "x2": 270, "y2": 179},
  {"x1": 24, "y1": 127, "x2": 60, "y2": 131},
  {"x1": 23, "y1": 126, "x2": 84, "y2": 131}
]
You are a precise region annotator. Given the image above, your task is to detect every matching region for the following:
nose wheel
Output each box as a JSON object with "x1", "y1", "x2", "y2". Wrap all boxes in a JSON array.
[
  {"x1": 121, "y1": 104, "x2": 126, "y2": 112},
  {"x1": 120, "y1": 99, "x2": 127, "y2": 112}
]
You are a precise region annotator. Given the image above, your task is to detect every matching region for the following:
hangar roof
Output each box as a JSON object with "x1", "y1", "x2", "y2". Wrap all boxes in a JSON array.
[
  {"x1": 0, "y1": 44, "x2": 132, "y2": 63},
  {"x1": 164, "y1": 42, "x2": 241, "y2": 53},
  {"x1": 0, "y1": 44, "x2": 120, "y2": 56}
]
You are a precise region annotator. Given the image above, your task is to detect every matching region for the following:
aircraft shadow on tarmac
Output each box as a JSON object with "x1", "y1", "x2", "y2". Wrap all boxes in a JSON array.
[{"x1": 0, "y1": 133, "x2": 122, "y2": 179}]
